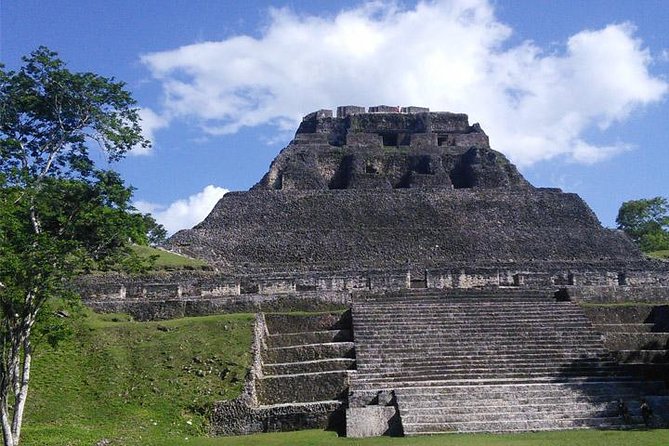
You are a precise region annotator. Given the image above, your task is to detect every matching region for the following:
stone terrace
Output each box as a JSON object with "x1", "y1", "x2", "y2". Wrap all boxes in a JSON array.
[{"x1": 211, "y1": 311, "x2": 354, "y2": 434}]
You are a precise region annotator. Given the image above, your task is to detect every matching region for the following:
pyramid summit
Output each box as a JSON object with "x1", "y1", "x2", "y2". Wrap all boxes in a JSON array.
[{"x1": 253, "y1": 106, "x2": 529, "y2": 191}]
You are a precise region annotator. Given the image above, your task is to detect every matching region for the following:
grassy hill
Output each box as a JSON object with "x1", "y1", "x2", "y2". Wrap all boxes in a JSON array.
[{"x1": 23, "y1": 310, "x2": 253, "y2": 446}]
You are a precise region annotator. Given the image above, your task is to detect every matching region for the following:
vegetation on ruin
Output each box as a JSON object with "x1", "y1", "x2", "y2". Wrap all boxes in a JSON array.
[
  {"x1": 22, "y1": 309, "x2": 253, "y2": 446},
  {"x1": 130, "y1": 245, "x2": 210, "y2": 270},
  {"x1": 648, "y1": 249, "x2": 669, "y2": 260}
]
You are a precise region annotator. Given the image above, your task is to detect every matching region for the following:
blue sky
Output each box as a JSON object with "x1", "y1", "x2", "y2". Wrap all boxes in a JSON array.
[{"x1": 2, "y1": 0, "x2": 668, "y2": 233}]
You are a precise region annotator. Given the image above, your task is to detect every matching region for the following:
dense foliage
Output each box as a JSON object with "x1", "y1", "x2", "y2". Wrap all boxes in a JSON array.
[{"x1": 616, "y1": 197, "x2": 669, "y2": 252}]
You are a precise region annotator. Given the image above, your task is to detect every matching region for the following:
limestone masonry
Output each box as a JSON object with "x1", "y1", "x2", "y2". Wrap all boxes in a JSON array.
[{"x1": 81, "y1": 106, "x2": 669, "y2": 436}]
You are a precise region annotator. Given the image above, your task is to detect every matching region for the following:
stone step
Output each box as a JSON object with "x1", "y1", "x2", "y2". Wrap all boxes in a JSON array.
[
  {"x1": 354, "y1": 307, "x2": 588, "y2": 314},
  {"x1": 352, "y1": 369, "x2": 626, "y2": 385},
  {"x1": 354, "y1": 312, "x2": 591, "y2": 318},
  {"x1": 355, "y1": 334, "x2": 598, "y2": 342},
  {"x1": 356, "y1": 359, "x2": 618, "y2": 370},
  {"x1": 355, "y1": 304, "x2": 584, "y2": 311},
  {"x1": 355, "y1": 298, "x2": 575, "y2": 305},
  {"x1": 593, "y1": 323, "x2": 656, "y2": 333},
  {"x1": 356, "y1": 362, "x2": 623, "y2": 374},
  {"x1": 264, "y1": 312, "x2": 351, "y2": 334},
  {"x1": 353, "y1": 320, "x2": 594, "y2": 328},
  {"x1": 581, "y1": 305, "x2": 669, "y2": 326},
  {"x1": 356, "y1": 352, "x2": 610, "y2": 364},
  {"x1": 402, "y1": 416, "x2": 645, "y2": 434},
  {"x1": 393, "y1": 380, "x2": 666, "y2": 397},
  {"x1": 353, "y1": 298, "x2": 580, "y2": 311},
  {"x1": 354, "y1": 323, "x2": 594, "y2": 331},
  {"x1": 356, "y1": 339, "x2": 605, "y2": 348},
  {"x1": 256, "y1": 399, "x2": 342, "y2": 410},
  {"x1": 355, "y1": 365, "x2": 618, "y2": 376},
  {"x1": 354, "y1": 363, "x2": 623, "y2": 378},
  {"x1": 263, "y1": 342, "x2": 355, "y2": 363},
  {"x1": 256, "y1": 370, "x2": 349, "y2": 405},
  {"x1": 351, "y1": 376, "x2": 642, "y2": 390},
  {"x1": 611, "y1": 349, "x2": 669, "y2": 363},
  {"x1": 264, "y1": 358, "x2": 356, "y2": 375},
  {"x1": 353, "y1": 306, "x2": 589, "y2": 321},
  {"x1": 400, "y1": 406, "x2": 641, "y2": 424},
  {"x1": 402, "y1": 393, "x2": 669, "y2": 409},
  {"x1": 354, "y1": 325, "x2": 596, "y2": 333},
  {"x1": 355, "y1": 347, "x2": 607, "y2": 357},
  {"x1": 355, "y1": 347, "x2": 605, "y2": 356},
  {"x1": 357, "y1": 336, "x2": 600, "y2": 344},
  {"x1": 399, "y1": 393, "x2": 665, "y2": 408},
  {"x1": 354, "y1": 325, "x2": 595, "y2": 333},
  {"x1": 266, "y1": 329, "x2": 352, "y2": 348},
  {"x1": 356, "y1": 358, "x2": 617, "y2": 370},
  {"x1": 603, "y1": 332, "x2": 669, "y2": 351},
  {"x1": 355, "y1": 311, "x2": 589, "y2": 317}
]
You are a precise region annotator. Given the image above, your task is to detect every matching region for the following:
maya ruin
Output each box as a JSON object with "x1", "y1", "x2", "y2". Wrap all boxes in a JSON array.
[{"x1": 79, "y1": 106, "x2": 669, "y2": 437}]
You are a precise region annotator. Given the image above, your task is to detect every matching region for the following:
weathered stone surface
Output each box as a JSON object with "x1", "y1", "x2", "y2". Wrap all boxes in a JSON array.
[
  {"x1": 211, "y1": 399, "x2": 343, "y2": 435},
  {"x1": 346, "y1": 406, "x2": 399, "y2": 437},
  {"x1": 251, "y1": 110, "x2": 524, "y2": 192},
  {"x1": 167, "y1": 188, "x2": 645, "y2": 273}
]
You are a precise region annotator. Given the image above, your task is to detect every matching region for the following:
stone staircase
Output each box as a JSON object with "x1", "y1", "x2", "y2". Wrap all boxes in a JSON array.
[
  {"x1": 349, "y1": 290, "x2": 669, "y2": 435},
  {"x1": 584, "y1": 304, "x2": 669, "y2": 387},
  {"x1": 254, "y1": 311, "x2": 354, "y2": 431}
]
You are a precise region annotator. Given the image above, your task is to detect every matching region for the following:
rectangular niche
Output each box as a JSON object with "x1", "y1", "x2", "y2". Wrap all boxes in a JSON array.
[{"x1": 382, "y1": 133, "x2": 399, "y2": 147}]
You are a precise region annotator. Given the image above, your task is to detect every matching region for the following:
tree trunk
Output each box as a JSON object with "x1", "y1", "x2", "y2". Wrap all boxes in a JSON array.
[
  {"x1": 0, "y1": 316, "x2": 35, "y2": 446},
  {"x1": 10, "y1": 335, "x2": 31, "y2": 445},
  {"x1": 0, "y1": 401, "x2": 14, "y2": 446}
]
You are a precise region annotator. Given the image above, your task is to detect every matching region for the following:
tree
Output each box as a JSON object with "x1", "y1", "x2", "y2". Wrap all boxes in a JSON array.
[
  {"x1": 0, "y1": 47, "x2": 154, "y2": 445},
  {"x1": 616, "y1": 197, "x2": 669, "y2": 252}
]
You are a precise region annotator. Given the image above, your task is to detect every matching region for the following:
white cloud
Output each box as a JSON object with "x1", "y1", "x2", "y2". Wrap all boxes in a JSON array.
[
  {"x1": 131, "y1": 107, "x2": 170, "y2": 155},
  {"x1": 141, "y1": 0, "x2": 667, "y2": 166},
  {"x1": 135, "y1": 185, "x2": 228, "y2": 235}
]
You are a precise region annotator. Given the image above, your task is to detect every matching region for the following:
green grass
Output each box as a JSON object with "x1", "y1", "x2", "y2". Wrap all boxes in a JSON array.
[
  {"x1": 23, "y1": 310, "x2": 254, "y2": 446},
  {"x1": 131, "y1": 244, "x2": 210, "y2": 270},
  {"x1": 648, "y1": 249, "x2": 669, "y2": 260},
  {"x1": 178, "y1": 429, "x2": 669, "y2": 446}
]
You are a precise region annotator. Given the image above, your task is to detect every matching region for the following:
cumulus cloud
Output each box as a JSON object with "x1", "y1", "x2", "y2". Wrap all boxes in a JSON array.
[
  {"x1": 135, "y1": 185, "x2": 228, "y2": 234},
  {"x1": 131, "y1": 107, "x2": 170, "y2": 155},
  {"x1": 141, "y1": 0, "x2": 667, "y2": 166}
]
